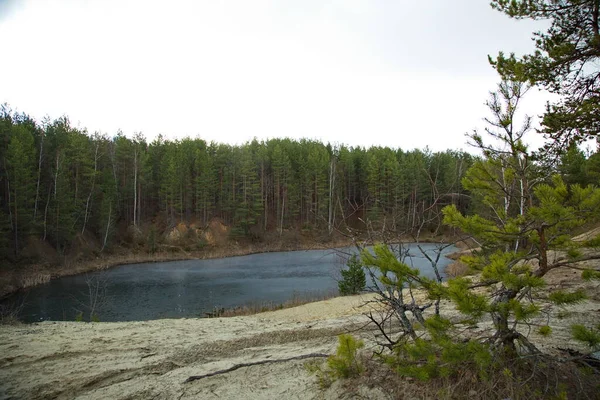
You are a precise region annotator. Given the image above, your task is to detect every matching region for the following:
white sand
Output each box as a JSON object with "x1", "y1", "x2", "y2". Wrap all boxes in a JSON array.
[
  {"x1": 0, "y1": 294, "x2": 379, "y2": 400},
  {"x1": 1, "y1": 270, "x2": 599, "y2": 400}
]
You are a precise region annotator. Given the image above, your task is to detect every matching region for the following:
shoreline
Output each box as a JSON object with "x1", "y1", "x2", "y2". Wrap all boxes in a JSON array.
[
  {"x1": 0, "y1": 239, "x2": 356, "y2": 300},
  {"x1": 0, "y1": 234, "x2": 464, "y2": 300},
  {"x1": 2, "y1": 282, "x2": 597, "y2": 399}
]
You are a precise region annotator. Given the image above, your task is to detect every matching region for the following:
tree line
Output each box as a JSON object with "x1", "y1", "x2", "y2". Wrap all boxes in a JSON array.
[{"x1": 0, "y1": 105, "x2": 481, "y2": 263}]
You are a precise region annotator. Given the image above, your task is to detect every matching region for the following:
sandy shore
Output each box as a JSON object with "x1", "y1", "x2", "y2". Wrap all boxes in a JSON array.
[
  {"x1": 0, "y1": 294, "x2": 382, "y2": 400},
  {"x1": 1, "y1": 264, "x2": 598, "y2": 400}
]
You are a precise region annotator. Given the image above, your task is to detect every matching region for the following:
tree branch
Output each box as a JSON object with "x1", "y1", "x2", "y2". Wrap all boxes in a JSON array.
[{"x1": 184, "y1": 353, "x2": 330, "y2": 383}]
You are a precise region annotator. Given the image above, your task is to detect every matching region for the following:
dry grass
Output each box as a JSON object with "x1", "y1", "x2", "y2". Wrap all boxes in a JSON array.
[
  {"x1": 19, "y1": 272, "x2": 51, "y2": 288},
  {"x1": 333, "y1": 353, "x2": 600, "y2": 400},
  {"x1": 0, "y1": 296, "x2": 25, "y2": 325},
  {"x1": 207, "y1": 289, "x2": 340, "y2": 317},
  {"x1": 444, "y1": 261, "x2": 469, "y2": 277}
]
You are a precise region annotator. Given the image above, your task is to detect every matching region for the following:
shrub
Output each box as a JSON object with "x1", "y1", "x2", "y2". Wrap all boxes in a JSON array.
[
  {"x1": 338, "y1": 254, "x2": 366, "y2": 295},
  {"x1": 327, "y1": 334, "x2": 365, "y2": 378},
  {"x1": 306, "y1": 334, "x2": 365, "y2": 388},
  {"x1": 538, "y1": 325, "x2": 552, "y2": 337}
]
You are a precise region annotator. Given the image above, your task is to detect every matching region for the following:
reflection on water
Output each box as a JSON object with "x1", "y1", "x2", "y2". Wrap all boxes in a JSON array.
[{"x1": 7, "y1": 244, "x2": 456, "y2": 322}]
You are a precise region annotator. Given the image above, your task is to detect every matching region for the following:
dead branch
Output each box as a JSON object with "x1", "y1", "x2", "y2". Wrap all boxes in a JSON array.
[{"x1": 184, "y1": 353, "x2": 330, "y2": 383}]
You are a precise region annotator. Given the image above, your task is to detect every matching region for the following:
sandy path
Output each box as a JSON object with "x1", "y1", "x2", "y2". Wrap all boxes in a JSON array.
[{"x1": 0, "y1": 294, "x2": 377, "y2": 400}]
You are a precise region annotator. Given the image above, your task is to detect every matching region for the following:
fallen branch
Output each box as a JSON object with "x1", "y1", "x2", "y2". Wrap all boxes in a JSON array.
[{"x1": 184, "y1": 353, "x2": 329, "y2": 383}]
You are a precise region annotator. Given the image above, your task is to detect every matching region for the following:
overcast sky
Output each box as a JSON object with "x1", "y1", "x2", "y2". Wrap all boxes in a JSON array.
[{"x1": 0, "y1": 0, "x2": 549, "y2": 151}]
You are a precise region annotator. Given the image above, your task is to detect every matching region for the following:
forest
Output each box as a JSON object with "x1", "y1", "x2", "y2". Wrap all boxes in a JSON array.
[
  {"x1": 2, "y1": 101, "x2": 600, "y2": 269},
  {"x1": 1, "y1": 104, "x2": 600, "y2": 267},
  {"x1": 0, "y1": 105, "x2": 476, "y2": 263}
]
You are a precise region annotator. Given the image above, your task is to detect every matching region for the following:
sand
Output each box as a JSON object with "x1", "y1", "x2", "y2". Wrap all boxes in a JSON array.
[
  {"x1": 0, "y1": 294, "x2": 381, "y2": 400},
  {"x1": 1, "y1": 267, "x2": 599, "y2": 400}
]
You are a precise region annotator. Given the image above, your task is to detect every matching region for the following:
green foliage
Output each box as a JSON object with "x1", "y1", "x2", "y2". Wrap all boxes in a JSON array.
[
  {"x1": 307, "y1": 334, "x2": 365, "y2": 387},
  {"x1": 571, "y1": 325, "x2": 600, "y2": 348},
  {"x1": 479, "y1": 252, "x2": 545, "y2": 291},
  {"x1": 507, "y1": 299, "x2": 540, "y2": 322},
  {"x1": 443, "y1": 205, "x2": 501, "y2": 246},
  {"x1": 553, "y1": 390, "x2": 568, "y2": 400},
  {"x1": 548, "y1": 289, "x2": 587, "y2": 306},
  {"x1": 303, "y1": 360, "x2": 331, "y2": 389},
  {"x1": 582, "y1": 269, "x2": 600, "y2": 281},
  {"x1": 559, "y1": 144, "x2": 591, "y2": 186},
  {"x1": 74, "y1": 311, "x2": 100, "y2": 322},
  {"x1": 446, "y1": 278, "x2": 489, "y2": 321},
  {"x1": 491, "y1": 0, "x2": 600, "y2": 150},
  {"x1": 443, "y1": 72, "x2": 600, "y2": 356},
  {"x1": 360, "y1": 244, "x2": 421, "y2": 289},
  {"x1": 582, "y1": 234, "x2": 600, "y2": 249},
  {"x1": 444, "y1": 171, "x2": 600, "y2": 350},
  {"x1": 538, "y1": 325, "x2": 552, "y2": 337},
  {"x1": 0, "y1": 104, "x2": 476, "y2": 260},
  {"x1": 338, "y1": 254, "x2": 366, "y2": 296},
  {"x1": 327, "y1": 334, "x2": 365, "y2": 379},
  {"x1": 389, "y1": 317, "x2": 492, "y2": 381}
]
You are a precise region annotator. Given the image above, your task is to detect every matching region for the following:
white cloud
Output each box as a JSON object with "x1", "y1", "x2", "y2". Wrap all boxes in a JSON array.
[{"x1": 0, "y1": 0, "x2": 550, "y2": 152}]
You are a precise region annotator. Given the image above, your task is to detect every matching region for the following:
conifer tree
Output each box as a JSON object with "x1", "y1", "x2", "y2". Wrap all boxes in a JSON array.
[
  {"x1": 235, "y1": 146, "x2": 261, "y2": 236},
  {"x1": 5, "y1": 125, "x2": 36, "y2": 256},
  {"x1": 443, "y1": 78, "x2": 600, "y2": 352},
  {"x1": 338, "y1": 254, "x2": 366, "y2": 295},
  {"x1": 491, "y1": 0, "x2": 600, "y2": 151}
]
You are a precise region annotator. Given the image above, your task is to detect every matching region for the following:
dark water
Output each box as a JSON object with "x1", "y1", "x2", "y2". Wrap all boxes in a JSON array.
[{"x1": 7, "y1": 244, "x2": 456, "y2": 322}]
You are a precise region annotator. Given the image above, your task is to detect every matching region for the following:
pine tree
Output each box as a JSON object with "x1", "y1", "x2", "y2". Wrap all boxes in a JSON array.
[
  {"x1": 0, "y1": 104, "x2": 478, "y2": 258},
  {"x1": 338, "y1": 254, "x2": 366, "y2": 295},
  {"x1": 235, "y1": 146, "x2": 261, "y2": 236},
  {"x1": 442, "y1": 78, "x2": 600, "y2": 352},
  {"x1": 272, "y1": 144, "x2": 291, "y2": 234},
  {"x1": 491, "y1": 0, "x2": 600, "y2": 151},
  {"x1": 194, "y1": 145, "x2": 216, "y2": 226},
  {"x1": 559, "y1": 143, "x2": 590, "y2": 186},
  {"x1": 5, "y1": 125, "x2": 36, "y2": 256}
]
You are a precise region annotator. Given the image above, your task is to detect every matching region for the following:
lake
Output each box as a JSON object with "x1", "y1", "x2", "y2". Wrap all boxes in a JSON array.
[{"x1": 7, "y1": 244, "x2": 456, "y2": 322}]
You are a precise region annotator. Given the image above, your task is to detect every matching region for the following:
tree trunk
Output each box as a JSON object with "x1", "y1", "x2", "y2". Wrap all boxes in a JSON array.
[
  {"x1": 280, "y1": 187, "x2": 285, "y2": 235},
  {"x1": 82, "y1": 143, "x2": 99, "y2": 234},
  {"x1": 261, "y1": 162, "x2": 267, "y2": 231},
  {"x1": 54, "y1": 152, "x2": 60, "y2": 252},
  {"x1": 13, "y1": 183, "x2": 18, "y2": 257},
  {"x1": 43, "y1": 184, "x2": 51, "y2": 241},
  {"x1": 328, "y1": 158, "x2": 336, "y2": 234},
  {"x1": 133, "y1": 148, "x2": 137, "y2": 227},
  {"x1": 33, "y1": 132, "x2": 44, "y2": 220},
  {"x1": 101, "y1": 204, "x2": 112, "y2": 252},
  {"x1": 276, "y1": 176, "x2": 280, "y2": 233}
]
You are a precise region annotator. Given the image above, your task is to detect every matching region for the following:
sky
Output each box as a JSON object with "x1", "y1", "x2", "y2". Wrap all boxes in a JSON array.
[{"x1": 0, "y1": 0, "x2": 550, "y2": 151}]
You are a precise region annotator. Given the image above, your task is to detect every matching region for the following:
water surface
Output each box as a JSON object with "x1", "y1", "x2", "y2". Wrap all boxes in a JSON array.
[{"x1": 8, "y1": 244, "x2": 456, "y2": 322}]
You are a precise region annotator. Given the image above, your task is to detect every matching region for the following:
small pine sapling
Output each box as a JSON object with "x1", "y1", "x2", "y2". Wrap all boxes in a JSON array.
[{"x1": 338, "y1": 254, "x2": 366, "y2": 296}]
